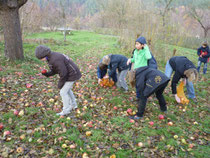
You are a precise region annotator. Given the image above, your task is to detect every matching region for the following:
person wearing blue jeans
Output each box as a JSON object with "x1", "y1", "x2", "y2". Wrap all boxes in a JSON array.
[
  {"x1": 197, "y1": 41, "x2": 210, "y2": 75},
  {"x1": 165, "y1": 56, "x2": 198, "y2": 103}
]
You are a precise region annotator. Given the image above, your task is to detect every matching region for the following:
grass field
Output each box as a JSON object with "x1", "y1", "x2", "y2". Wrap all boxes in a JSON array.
[{"x1": 0, "y1": 31, "x2": 209, "y2": 157}]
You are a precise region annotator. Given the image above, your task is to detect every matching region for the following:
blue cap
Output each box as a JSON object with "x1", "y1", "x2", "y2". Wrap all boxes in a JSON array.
[{"x1": 136, "y1": 36, "x2": 147, "y2": 44}]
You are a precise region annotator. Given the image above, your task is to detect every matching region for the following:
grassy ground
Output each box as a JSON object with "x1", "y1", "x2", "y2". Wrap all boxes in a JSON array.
[{"x1": 0, "y1": 31, "x2": 209, "y2": 158}]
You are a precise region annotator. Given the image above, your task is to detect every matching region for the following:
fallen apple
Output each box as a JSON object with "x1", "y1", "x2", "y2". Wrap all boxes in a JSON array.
[
  {"x1": 14, "y1": 110, "x2": 19, "y2": 116},
  {"x1": 62, "y1": 144, "x2": 67, "y2": 149},
  {"x1": 189, "y1": 144, "x2": 194, "y2": 148},
  {"x1": 41, "y1": 69, "x2": 47, "y2": 74},
  {"x1": 113, "y1": 106, "x2": 118, "y2": 110},
  {"x1": 168, "y1": 122, "x2": 173, "y2": 126},
  {"x1": 4, "y1": 130, "x2": 11, "y2": 136},
  {"x1": 174, "y1": 135, "x2": 178, "y2": 139},
  {"x1": 127, "y1": 108, "x2": 132, "y2": 113},
  {"x1": 86, "y1": 131, "x2": 92, "y2": 136},
  {"x1": 18, "y1": 110, "x2": 24, "y2": 116},
  {"x1": 149, "y1": 121, "x2": 154, "y2": 126},
  {"x1": 16, "y1": 147, "x2": 24, "y2": 153},
  {"x1": 129, "y1": 119, "x2": 135, "y2": 123},
  {"x1": 137, "y1": 142, "x2": 143, "y2": 147},
  {"x1": 0, "y1": 123, "x2": 4, "y2": 131},
  {"x1": 159, "y1": 115, "x2": 164, "y2": 120}
]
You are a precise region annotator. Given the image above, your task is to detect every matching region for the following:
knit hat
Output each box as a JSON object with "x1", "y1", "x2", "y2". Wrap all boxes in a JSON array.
[
  {"x1": 102, "y1": 55, "x2": 110, "y2": 65},
  {"x1": 35, "y1": 45, "x2": 51, "y2": 59},
  {"x1": 184, "y1": 68, "x2": 198, "y2": 82},
  {"x1": 136, "y1": 36, "x2": 147, "y2": 44}
]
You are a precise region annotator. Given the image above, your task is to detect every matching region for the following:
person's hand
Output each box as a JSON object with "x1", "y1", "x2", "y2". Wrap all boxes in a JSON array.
[
  {"x1": 98, "y1": 78, "x2": 102, "y2": 84},
  {"x1": 104, "y1": 76, "x2": 109, "y2": 79},
  {"x1": 175, "y1": 94, "x2": 181, "y2": 103},
  {"x1": 127, "y1": 59, "x2": 131, "y2": 65}
]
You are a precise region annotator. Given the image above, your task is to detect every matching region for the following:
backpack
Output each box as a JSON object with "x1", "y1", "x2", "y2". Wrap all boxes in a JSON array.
[{"x1": 148, "y1": 52, "x2": 158, "y2": 69}]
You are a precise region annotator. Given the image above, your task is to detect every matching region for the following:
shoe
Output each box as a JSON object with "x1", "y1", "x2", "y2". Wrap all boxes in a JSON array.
[
  {"x1": 56, "y1": 111, "x2": 70, "y2": 116},
  {"x1": 73, "y1": 105, "x2": 78, "y2": 110},
  {"x1": 129, "y1": 115, "x2": 143, "y2": 120}
]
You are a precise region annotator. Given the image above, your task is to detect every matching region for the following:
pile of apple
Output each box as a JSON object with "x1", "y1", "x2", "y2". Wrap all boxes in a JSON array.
[{"x1": 99, "y1": 78, "x2": 114, "y2": 87}]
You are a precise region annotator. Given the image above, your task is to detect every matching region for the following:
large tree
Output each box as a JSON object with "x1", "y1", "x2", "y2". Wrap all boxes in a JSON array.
[{"x1": 0, "y1": 0, "x2": 27, "y2": 60}]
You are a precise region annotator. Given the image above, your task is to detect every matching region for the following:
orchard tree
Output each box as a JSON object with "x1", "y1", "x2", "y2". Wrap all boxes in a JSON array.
[{"x1": 0, "y1": 0, "x2": 27, "y2": 60}]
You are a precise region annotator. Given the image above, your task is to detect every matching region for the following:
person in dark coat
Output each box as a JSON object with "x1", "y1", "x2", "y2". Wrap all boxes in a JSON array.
[
  {"x1": 130, "y1": 66, "x2": 170, "y2": 119},
  {"x1": 165, "y1": 56, "x2": 198, "y2": 103},
  {"x1": 97, "y1": 59, "x2": 117, "y2": 84},
  {"x1": 197, "y1": 41, "x2": 210, "y2": 74},
  {"x1": 35, "y1": 45, "x2": 81, "y2": 116},
  {"x1": 98, "y1": 54, "x2": 129, "y2": 91}
]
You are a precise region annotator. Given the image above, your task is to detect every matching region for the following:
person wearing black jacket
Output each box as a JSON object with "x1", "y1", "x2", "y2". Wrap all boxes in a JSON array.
[
  {"x1": 165, "y1": 56, "x2": 198, "y2": 103},
  {"x1": 130, "y1": 66, "x2": 170, "y2": 119},
  {"x1": 197, "y1": 42, "x2": 210, "y2": 74},
  {"x1": 35, "y1": 45, "x2": 81, "y2": 116},
  {"x1": 100, "y1": 54, "x2": 129, "y2": 91}
]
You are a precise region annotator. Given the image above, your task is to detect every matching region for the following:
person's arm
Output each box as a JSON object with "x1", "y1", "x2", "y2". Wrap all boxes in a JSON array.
[
  {"x1": 197, "y1": 47, "x2": 202, "y2": 57},
  {"x1": 171, "y1": 72, "x2": 181, "y2": 103},
  {"x1": 43, "y1": 70, "x2": 56, "y2": 77},
  {"x1": 144, "y1": 46, "x2": 152, "y2": 60},
  {"x1": 54, "y1": 61, "x2": 68, "y2": 89},
  {"x1": 171, "y1": 71, "x2": 181, "y2": 94}
]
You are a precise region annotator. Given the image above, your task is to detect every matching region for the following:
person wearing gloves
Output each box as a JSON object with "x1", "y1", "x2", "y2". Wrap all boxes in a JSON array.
[
  {"x1": 197, "y1": 41, "x2": 210, "y2": 75},
  {"x1": 165, "y1": 56, "x2": 198, "y2": 103},
  {"x1": 130, "y1": 66, "x2": 170, "y2": 119},
  {"x1": 35, "y1": 45, "x2": 81, "y2": 116},
  {"x1": 99, "y1": 54, "x2": 129, "y2": 91}
]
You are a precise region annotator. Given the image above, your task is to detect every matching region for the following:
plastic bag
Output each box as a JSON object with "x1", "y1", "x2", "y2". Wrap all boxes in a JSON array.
[{"x1": 177, "y1": 81, "x2": 189, "y2": 104}]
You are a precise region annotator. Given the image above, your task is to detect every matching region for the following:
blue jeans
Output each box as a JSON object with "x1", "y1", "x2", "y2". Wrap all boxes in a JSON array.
[
  {"x1": 197, "y1": 61, "x2": 208, "y2": 74},
  {"x1": 165, "y1": 61, "x2": 195, "y2": 99}
]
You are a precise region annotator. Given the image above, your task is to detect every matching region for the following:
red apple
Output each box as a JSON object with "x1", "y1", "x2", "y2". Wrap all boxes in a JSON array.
[
  {"x1": 0, "y1": 67, "x2": 2, "y2": 71},
  {"x1": 113, "y1": 106, "x2": 118, "y2": 110},
  {"x1": 159, "y1": 115, "x2": 164, "y2": 120},
  {"x1": 14, "y1": 110, "x2": 19, "y2": 116},
  {"x1": 127, "y1": 108, "x2": 132, "y2": 113},
  {"x1": 0, "y1": 123, "x2": 3, "y2": 131},
  {"x1": 168, "y1": 122, "x2": 173, "y2": 126},
  {"x1": 149, "y1": 121, "x2": 154, "y2": 126},
  {"x1": 4, "y1": 130, "x2": 11, "y2": 136},
  {"x1": 129, "y1": 119, "x2": 135, "y2": 123},
  {"x1": 41, "y1": 69, "x2": 47, "y2": 74},
  {"x1": 189, "y1": 144, "x2": 194, "y2": 148},
  {"x1": 26, "y1": 83, "x2": 33, "y2": 88}
]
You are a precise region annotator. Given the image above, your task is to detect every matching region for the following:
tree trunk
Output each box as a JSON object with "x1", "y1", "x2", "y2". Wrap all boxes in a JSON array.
[{"x1": 1, "y1": 8, "x2": 24, "y2": 60}]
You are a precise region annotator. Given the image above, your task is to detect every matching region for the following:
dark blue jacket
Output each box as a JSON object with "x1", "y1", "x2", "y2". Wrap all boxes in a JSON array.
[
  {"x1": 97, "y1": 59, "x2": 117, "y2": 82},
  {"x1": 169, "y1": 56, "x2": 196, "y2": 94},
  {"x1": 135, "y1": 66, "x2": 170, "y2": 97},
  {"x1": 108, "y1": 54, "x2": 129, "y2": 77},
  {"x1": 197, "y1": 46, "x2": 210, "y2": 63}
]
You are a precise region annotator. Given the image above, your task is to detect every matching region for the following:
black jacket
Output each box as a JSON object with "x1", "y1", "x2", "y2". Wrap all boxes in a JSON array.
[
  {"x1": 169, "y1": 56, "x2": 196, "y2": 94},
  {"x1": 197, "y1": 46, "x2": 210, "y2": 63},
  {"x1": 136, "y1": 66, "x2": 170, "y2": 97},
  {"x1": 108, "y1": 54, "x2": 129, "y2": 77}
]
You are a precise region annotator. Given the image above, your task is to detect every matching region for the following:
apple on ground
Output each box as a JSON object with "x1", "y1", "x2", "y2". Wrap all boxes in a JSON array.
[
  {"x1": 14, "y1": 110, "x2": 19, "y2": 116},
  {"x1": 149, "y1": 121, "x2": 154, "y2": 126},
  {"x1": 159, "y1": 115, "x2": 164, "y2": 120},
  {"x1": 0, "y1": 123, "x2": 3, "y2": 131},
  {"x1": 41, "y1": 69, "x2": 47, "y2": 74}
]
